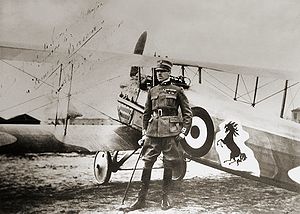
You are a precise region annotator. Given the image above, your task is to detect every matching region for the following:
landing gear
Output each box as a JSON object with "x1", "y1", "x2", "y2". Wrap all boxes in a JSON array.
[
  {"x1": 93, "y1": 150, "x2": 138, "y2": 184},
  {"x1": 93, "y1": 150, "x2": 187, "y2": 184},
  {"x1": 94, "y1": 151, "x2": 112, "y2": 184}
]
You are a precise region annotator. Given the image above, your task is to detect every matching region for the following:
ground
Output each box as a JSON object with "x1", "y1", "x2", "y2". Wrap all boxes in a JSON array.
[{"x1": 0, "y1": 153, "x2": 299, "y2": 214}]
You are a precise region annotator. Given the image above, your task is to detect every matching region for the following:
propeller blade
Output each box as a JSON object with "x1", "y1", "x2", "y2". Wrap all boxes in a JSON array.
[{"x1": 130, "y1": 31, "x2": 147, "y2": 77}]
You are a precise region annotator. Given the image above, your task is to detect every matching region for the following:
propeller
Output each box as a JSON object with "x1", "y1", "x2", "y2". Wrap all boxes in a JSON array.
[{"x1": 129, "y1": 31, "x2": 147, "y2": 77}]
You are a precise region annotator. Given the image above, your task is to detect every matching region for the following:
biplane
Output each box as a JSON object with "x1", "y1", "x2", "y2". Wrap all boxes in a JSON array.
[{"x1": 0, "y1": 30, "x2": 300, "y2": 193}]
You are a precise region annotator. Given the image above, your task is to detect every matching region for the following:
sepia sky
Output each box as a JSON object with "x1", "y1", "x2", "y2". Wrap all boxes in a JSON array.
[
  {"x1": 1, "y1": 0, "x2": 300, "y2": 119},
  {"x1": 1, "y1": 0, "x2": 300, "y2": 70}
]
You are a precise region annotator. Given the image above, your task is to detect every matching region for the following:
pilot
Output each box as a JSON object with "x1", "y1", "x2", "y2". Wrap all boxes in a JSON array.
[{"x1": 126, "y1": 59, "x2": 193, "y2": 211}]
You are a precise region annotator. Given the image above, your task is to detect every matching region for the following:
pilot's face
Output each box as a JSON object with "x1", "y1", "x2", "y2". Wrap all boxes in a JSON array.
[{"x1": 156, "y1": 69, "x2": 170, "y2": 82}]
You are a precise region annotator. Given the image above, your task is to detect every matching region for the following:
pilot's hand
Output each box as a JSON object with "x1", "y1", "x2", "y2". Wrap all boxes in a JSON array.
[
  {"x1": 138, "y1": 135, "x2": 148, "y2": 147},
  {"x1": 175, "y1": 133, "x2": 185, "y2": 142}
]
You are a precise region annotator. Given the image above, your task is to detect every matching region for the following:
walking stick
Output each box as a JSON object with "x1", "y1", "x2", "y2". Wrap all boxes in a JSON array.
[{"x1": 121, "y1": 144, "x2": 144, "y2": 205}]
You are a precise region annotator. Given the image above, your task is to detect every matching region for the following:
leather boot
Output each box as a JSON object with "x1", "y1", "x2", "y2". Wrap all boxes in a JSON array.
[
  {"x1": 161, "y1": 167, "x2": 173, "y2": 210},
  {"x1": 125, "y1": 168, "x2": 152, "y2": 212}
]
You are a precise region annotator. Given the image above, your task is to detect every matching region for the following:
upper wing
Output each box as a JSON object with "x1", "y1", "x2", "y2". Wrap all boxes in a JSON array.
[
  {"x1": 1, "y1": 42, "x2": 298, "y2": 81},
  {"x1": 0, "y1": 42, "x2": 69, "y2": 64},
  {"x1": 84, "y1": 52, "x2": 300, "y2": 81},
  {"x1": 0, "y1": 42, "x2": 299, "y2": 121},
  {"x1": 171, "y1": 58, "x2": 300, "y2": 81}
]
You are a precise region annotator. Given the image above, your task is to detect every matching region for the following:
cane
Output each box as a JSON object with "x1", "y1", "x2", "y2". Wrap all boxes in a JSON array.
[{"x1": 121, "y1": 140, "x2": 144, "y2": 205}]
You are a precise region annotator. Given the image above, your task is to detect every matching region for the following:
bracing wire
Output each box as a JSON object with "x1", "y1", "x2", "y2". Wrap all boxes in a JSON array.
[
  {"x1": 236, "y1": 78, "x2": 279, "y2": 100},
  {"x1": 236, "y1": 99, "x2": 252, "y2": 105},
  {"x1": 71, "y1": 74, "x2": 122, "y2": 96},
  {"x1": 0, "y1": 58, "x2": 124, "y2": 117},
  {"x1": 240, "y1": 75, "x2": 252, "y2": 102},
  {"x1": 25, "y1": 95, "x2": 69, "y2": 115},
  {"x1": 26, "y1": 100, "x2": 58, "y2": 114},
  {"x1": 287, "y1": 85, "x2": 300, "y2": 110},
  {"x1": 255, "y1": 82, "x2": 299, "y2": 105},
  {"x1": 203, "y1": 69, "x2": 235, "y2": 93},
  {"x1": 34, "y1": 63, "x2": 72, "y2": 91},
  {"x1": 0, "y1": 25, "x2": 111, "y2": 116},
  {"x1": 35, "y1": 23, "x2": 104, "y2": 90},
  {"x1": 203, "y1": 79, "x2": 233, "y2": 100},
  {"x1": 71, "y1": 96, "x2": 139, "y2": 131},
  {"x1": 0, "y1": 93, "x2": 52, "y2": 113},
  {"x1": 186, "y1": 66, "x2": 198, "y2": 82},
  {"x1": 0, "y1": 59, "x2": 55, "y2": 89},
  {"x1": 203, "y1": 68, "x2": 250, "y2": 104}
]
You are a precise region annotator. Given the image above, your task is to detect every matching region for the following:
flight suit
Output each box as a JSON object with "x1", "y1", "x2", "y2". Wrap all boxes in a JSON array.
[{"x1": 142, "y1": 80, "x2": 192, "y2": 168}]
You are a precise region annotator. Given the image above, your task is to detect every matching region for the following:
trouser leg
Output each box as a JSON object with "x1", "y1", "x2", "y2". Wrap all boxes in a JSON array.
[
  {"x1": 161, "y1": 167, "x2": 173, "y2": 210},
  {"x1": 126, "y1": 167, "x2": 152, "y2": 211},
  {"x1": 138, "y1": 167, "x2": 152, "y2": 202}
]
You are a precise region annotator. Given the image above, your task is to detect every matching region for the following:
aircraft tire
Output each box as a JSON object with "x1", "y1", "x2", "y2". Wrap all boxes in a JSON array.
[
  {"x1": 94, "y1": 151, "x2": 112, "y2": 184},
  {"x1": 181, "y1": 106, "x2": 214, "y2": 157}
]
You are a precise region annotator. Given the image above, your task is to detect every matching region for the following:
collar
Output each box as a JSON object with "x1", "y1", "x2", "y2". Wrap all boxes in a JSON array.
[{"x1": 159, "y1": 78, "x2": 171, "y2": 86}]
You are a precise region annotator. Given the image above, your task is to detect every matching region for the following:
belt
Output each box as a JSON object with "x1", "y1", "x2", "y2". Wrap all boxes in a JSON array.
[{"x1": 152, "y1": 108, "x2": 178, "y2": 117}]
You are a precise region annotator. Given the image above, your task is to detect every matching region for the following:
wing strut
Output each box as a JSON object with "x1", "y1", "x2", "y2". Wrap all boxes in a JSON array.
[
  {"x1": 234, "y1": 74, "x2": 240, "y2": 101},
  {"x1": 151, "y1": 68, "x2": 156, "y2": 87},
  {"x1": 64, "y1": 63, "x2": 74, "y2": 136},
  {"x1": 181, "y1": 65, "x2": 186, "y2": 85},
  {"x1": 181, "y1": 65, "x2": 185, "y2": 76},
  {"x1": 55, "y1": 64, "x2": 63, "y2": 126},
  {"x1": 252, "y1": 77, "x2": 259, "y2": 107},
  {"x1": 280, "y1": 80, "x2": 289, "y2": 118},
  {"x1": 198, "y1": 67, "x2": 202, "y2": 84}
]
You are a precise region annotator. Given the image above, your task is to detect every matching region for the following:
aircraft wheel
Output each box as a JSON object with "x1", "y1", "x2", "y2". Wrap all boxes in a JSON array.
[
  {"x1": 172, "y1": 158, "x2": 187, "y2": 181},
  {"x1": 94, "y1": 151, "x2": 112, "y2": 184},
  {"x1": 181, "y1": 107, "x2": 214, "y2": 157}
]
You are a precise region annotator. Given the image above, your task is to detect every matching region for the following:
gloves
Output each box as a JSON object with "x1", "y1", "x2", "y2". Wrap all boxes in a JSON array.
[
  {"x1": 138, "y1": 135, "x2": 147, "y2": 147},
  {"x1": 175, "y1": 133, "x2": 185, "y2": 142}
]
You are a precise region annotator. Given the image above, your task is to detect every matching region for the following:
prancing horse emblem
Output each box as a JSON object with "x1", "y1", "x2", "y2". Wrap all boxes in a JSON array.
[{"x1": 217, "y1": 121, "x2": 247, "y2": 166}]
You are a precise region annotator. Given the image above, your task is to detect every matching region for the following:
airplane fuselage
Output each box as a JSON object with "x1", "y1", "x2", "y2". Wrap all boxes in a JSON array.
[{"x1": 117, "y1": 80, "x2": 300, "y2": 192}]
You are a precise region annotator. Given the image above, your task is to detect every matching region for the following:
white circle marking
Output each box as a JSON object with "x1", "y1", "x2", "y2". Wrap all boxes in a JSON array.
[{"x1": 185, "y1": 116, "x2": 208, "y2": 149}]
